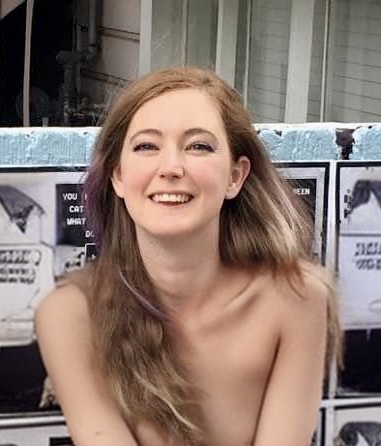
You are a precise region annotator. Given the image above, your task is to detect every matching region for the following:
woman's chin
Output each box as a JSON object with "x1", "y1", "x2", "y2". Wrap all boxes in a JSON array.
[{"x1": 137, "y1": 224, "x2": 199, "y2": 242}]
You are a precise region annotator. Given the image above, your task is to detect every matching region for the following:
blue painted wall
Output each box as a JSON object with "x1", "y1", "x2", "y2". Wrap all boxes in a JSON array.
[{"x1": 1, "y1": 124, "x2": 381, "y2": 165}]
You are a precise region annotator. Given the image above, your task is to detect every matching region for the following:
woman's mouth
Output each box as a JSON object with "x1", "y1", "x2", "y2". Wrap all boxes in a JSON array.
[{"x1": 150, "y1": 193, "x2": 193, "y2": 204}]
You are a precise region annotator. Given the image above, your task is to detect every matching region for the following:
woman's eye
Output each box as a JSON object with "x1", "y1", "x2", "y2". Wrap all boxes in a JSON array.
[
  {"x1": 133, "y1": 143, "x2": 157, "y2": 152},
  {"x1": 188, "y1": 142, "x2": 214, "y2": 152}
]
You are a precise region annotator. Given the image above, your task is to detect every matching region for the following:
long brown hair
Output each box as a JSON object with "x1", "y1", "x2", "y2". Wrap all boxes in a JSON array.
[{"x1": 74, "y1": 66, "x2": 341, "y2": 445}]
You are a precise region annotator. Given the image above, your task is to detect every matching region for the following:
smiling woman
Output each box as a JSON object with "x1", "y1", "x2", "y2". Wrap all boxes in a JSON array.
[
  {"x1": 111, "y1": 88, "x2": 249, "y2": 242},
  {"x1": 34, "y1": 66, "x2": 342, "y2": 446}
]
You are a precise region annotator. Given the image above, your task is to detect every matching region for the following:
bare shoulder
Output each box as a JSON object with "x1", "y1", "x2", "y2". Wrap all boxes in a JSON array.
[
  {"x1": 34, "y1": 279, "x2": 94, "y2": 388},
  {"x1": 264, "y1": 262, "x2": 332, "y2": 328},
  {"x1": 35, "y1": 280, "x2": 90, "y2": 334},
  {"x1": 279, "y1": 261, "x2": 331, "y2": 302},
  {"x1": 34, "y1": 280, "x2": 103, "y2": 423},
  {"x1": 34, "y1": 282, "x2": 140, "y2": 445},
  {"x1": 248, "y1": 263, "x2": 332, "y2": 446}
]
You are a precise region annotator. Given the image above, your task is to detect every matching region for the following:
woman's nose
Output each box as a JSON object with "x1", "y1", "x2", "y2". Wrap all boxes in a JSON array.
[{"x1": 158, "y1": 150, "x2": 185, "y2": 179}]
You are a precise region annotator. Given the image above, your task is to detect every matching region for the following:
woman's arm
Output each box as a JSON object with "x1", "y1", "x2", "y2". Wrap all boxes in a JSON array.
[
  {"x1": 252, "y1": 270, "x2": 329, "y2": 446},
  {"x1": 35, "y1": 283, "x2": 139, "y2": 446}
]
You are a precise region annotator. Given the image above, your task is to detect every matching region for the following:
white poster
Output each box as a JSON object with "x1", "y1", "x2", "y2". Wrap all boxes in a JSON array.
[
  {"x1": 336, "y1": 162, "x2": 381, "y2": 329},
  {"x1": 334, "y1": 404, "x2": 381, "y2": 446}
]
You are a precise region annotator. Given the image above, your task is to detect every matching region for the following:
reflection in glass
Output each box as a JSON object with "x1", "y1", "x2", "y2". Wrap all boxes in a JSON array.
[
  {"x1": 246, "y1": 0, "x2": 292, "y2": 123},
  {"x1": 186, "y1": 0, "x2": 218, "y2": 69},
  {"x1": 151, "y1": 0, "x2": 186, "y2": 70},
  {"x1": 151, "y1": 0, "x2": 218, "y2": 71},
  {"x1": 328, "y1": 0, "x2": 381, "y2": 122}
]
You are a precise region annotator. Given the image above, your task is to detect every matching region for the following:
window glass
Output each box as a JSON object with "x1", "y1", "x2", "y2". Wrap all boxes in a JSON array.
[
  {"x1": 151, "y1": 0, "x2": 186, "y2": 70},
  {"x1": 186, "y1": 0, "x2": 218, "y2": 69},
  {"x1": 246, "y1": 0, "x2": 292, "y2": 123},
  {"x1": 151, "y1": 0, "x2": 218, "y2": 71},
  {"x1": 327, "y1": 0, "x2": 381, "y2": 122}
]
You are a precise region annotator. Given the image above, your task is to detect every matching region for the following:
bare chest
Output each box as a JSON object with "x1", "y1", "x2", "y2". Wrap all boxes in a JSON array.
[
  {"x1": 186, "y1": 317, "x2": 278, "y2": 445},
  {"x1": 136, "y1": 306, "x2": 279, "y2": 446}
]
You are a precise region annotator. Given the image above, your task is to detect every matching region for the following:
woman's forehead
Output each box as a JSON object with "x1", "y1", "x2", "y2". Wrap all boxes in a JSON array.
[{"x1": 126, "y1": 89, "x2": 225, "y2": 137}]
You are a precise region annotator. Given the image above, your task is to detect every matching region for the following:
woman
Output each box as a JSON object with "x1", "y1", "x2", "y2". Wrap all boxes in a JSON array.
[{"x1": 35, "y1": 66, "x2": 341, "y2": 446}]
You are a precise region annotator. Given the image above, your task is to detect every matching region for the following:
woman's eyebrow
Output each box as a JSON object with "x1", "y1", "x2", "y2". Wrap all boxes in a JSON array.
[
  {"x1": 183, "y1": 127, "x2": 217, "y2": 139},
  {"x1": 129, "y1": 128, "x2": 162, "y2": 143},
  {"x1": 129, "y1": 127, "x2": 217, "y2": 143}
]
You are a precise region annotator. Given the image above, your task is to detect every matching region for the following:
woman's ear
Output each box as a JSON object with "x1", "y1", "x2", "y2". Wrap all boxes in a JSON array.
[
  {"x1": 225, "y1": 156, "x2": 251, "y2": 199},
  {"x1": 111, "y1": 165, "x2": 124, "y2": 198}
]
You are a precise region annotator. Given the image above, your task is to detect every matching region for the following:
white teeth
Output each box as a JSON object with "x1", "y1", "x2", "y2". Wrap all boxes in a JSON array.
[{"x1": 151, "y1": 193, "x2": 192, "y2": 203}]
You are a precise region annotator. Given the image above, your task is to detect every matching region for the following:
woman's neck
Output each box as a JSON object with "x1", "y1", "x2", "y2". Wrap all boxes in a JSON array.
[{"x1": 136, "y1": 229, "x2": 224, "y2": 309}]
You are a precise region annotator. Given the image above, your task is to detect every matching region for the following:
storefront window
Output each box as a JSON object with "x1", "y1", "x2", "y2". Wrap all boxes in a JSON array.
[
  {"x1": 150, "y1": 0, "x2": 218, "y2": 71},
  {"x1": 151, "y1": 0, "x2": 186, "y2": 70},
  {"x1": 246, "y1": 0, "x2": 292, "y2": 123},
  {"x1": 308, "y1": 0, "x2": 381, "y2": 122},
  {"x1": 328, "y1": 0, "x2": 381, "y2": 122},
  {"x1": 186, "y1": 0, "x2": 218, "y2": 69},
  {"x1": 148, "y1": 0, "x2": 381, "y2": 123}
]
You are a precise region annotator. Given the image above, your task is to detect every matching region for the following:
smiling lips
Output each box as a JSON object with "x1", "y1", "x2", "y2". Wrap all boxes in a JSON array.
[{"x1": 150, "y1": 193, "x2": 193, "y2": 204}]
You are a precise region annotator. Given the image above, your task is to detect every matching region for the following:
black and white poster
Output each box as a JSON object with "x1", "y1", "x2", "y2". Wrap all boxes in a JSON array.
[
  {"x1": 336, "y1": 161, "x2": 381, "y2": 330},
  {"x1": 0, "y1": 417, "x2": 72, "y2": 446},
  {"x1": 311, "y1": 409, "x2": 324, "y2": 446},
  {"x1": 0, "y1": 167, "x2": 89, "y2": 347},
  {"x1": 0, "y1": 167, "x2": 89, "y2": 421},
  {"x1": 276, "y1": 162, "x2": 330, "y2": 264},
  {"x1": 334, "y1": 404, "x2": 381, "y2": 446},
  {"x1": 336, "y1": 161, "x2": 381, "y2": 395}
]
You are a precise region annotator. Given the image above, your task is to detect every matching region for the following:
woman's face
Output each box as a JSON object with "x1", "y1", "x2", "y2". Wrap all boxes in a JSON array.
[{"x1": 112, "y1": 88, "x2": 249, "y2": 241}]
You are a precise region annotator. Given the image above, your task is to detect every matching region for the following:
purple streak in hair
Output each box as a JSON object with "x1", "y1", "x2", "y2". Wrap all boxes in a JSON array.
[
  {"x1": 118, "y1": 268, "x2": 168, "y2": 322},
  {"x1": 83, "y1": 166, "x2": 105, "y2": 251}
]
